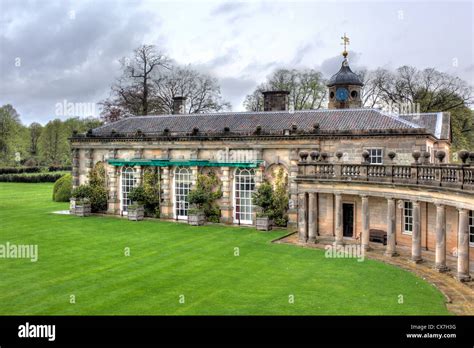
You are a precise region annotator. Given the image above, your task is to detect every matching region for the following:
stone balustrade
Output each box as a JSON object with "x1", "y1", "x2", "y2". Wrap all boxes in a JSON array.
[{"x1": 298, "y1": 162, "x2": 474, "y2": 192}]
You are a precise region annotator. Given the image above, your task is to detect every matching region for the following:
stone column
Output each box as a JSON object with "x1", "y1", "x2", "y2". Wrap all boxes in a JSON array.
[
  {"x1": 308, "y1": 192, "x2": 318, "y2": 243},
  {"x1": 220, "y1": 166, "x2": 233, "y2": 224},
  {"x1": 434, "y1": 204, "x2": 448, "y2": 272},
  {"x1": 160, "y1": 166, "x2": 173, "y2": 219},
  {"x1": 361, "y1": 195, "x2": 371, "y2": 251},
  {"x1": 298, "y1": 193, "x2": 308, "y2": 243},
  {"x1": 334, "y1": 193, "x2": 344, "y2": 246},
  {"x1": 411, "y1": 201, "x2": 422, "y2": 263},
  {"x1": 456, "y1": 208, "x2": 471, "y2": 282},
  {"x1": 385, "y1": 198, "x2": 398, "y2": 256}
]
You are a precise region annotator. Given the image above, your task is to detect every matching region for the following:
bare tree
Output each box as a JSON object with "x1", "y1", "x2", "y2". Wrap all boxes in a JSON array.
[
  {"x1": 153, "y1": 66, "x2": 231, "y2": 114},
  {"x1": 360, "y1": 66, "x2": 473, "y2": 113},
  {"x1": 243, "y1": 69, "x2": 327, "y2": 111},
  {"x1": 100, "y1": 45, "x2": 170, "y2": 120}
]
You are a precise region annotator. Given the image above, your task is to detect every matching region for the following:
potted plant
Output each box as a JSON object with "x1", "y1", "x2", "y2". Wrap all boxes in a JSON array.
[
  {"x1": 187, "y1": 188, "x2": 208, "y2": 226},
  {"x1": 71, "y1": 185, "x2": 92, "y2": 217},
  {"x1": 127, "y1": 186, "x2": 146, "y2": 221},
  {"x1": 253, "y1": 181, "x2": 274, "y2": 231}
]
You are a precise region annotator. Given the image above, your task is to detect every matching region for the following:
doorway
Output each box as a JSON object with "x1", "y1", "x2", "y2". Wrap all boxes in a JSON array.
[{"x1": 343, "y1": 203, "x2": 354, "y2": 237}]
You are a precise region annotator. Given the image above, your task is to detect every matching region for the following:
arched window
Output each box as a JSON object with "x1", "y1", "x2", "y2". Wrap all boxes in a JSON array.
[
  {"x1": 121, "y1": 166, "x2": 136, "y2": 213},
  {"x1": 234, "y1": 168, "x2": 255, "y2": 224},
  {"x1": 174, "y1": 167, "x2": 193, "y2": 219}
]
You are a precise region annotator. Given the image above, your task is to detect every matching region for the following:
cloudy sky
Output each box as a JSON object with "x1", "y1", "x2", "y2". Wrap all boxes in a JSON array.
[{"x1": 0, "y1": 0, "x2": 473, "y2": 125}]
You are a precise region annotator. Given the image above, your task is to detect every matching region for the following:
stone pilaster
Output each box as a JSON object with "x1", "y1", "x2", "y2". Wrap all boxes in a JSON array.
[
  {"x1": 288, "y1": 149, "x2": 299, "y2": 231},
  {"x1": 297, "y1": 193, "x2": 308, "y2": 243},
  {"x1": 361, "y1": 195, "x2": 371, "y2": 251},
  {"x1": 71, "y1": 148, "x2": 80, "y2": 189},
  {"x1": 160, "y1": 166, "x2": 173, "y2": 219},
  {"x1": 334, "y1": 193, "x2": 344, "y2": 246},
  {"x1": 434, "y1": 204, "x2": 448, "y2": 272},
  {"x1": 456, "y1": 208, "x2": 471, "y2": 282},
  {"x1": 385, "y1": 198, "x2": 398, "y2": 257},
  {"x1": 411, "y1": 201, "x2": 422, "y2": 263},
  {"x1": 84, "y1": 149, "x2": 94, "y2": 183},
  {"x1": 107, "y1": 165, "x2": 120, "y2": 214},
  {"x1": 190, "y1": 166, "x2": 198, "y2": 188},
  {"x1": 134, "y1": 166, "x2": 142, "y2": 185},
  {"x1": 220, "y1": 166, "x2": 233, "y2": 224},
  {"x1": 308, "y1": 192, "x2": 318, "y2": 243}
]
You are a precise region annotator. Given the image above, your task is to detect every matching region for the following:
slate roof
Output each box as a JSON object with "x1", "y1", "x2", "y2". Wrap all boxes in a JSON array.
[
  {"x1": 399, "y1": 112, "x2": 450, "y2": 140},
  {"x1": 90, "y1": 108, "x2": 435, "y2": 138},
  {"x1": 327, "y1": 59, "x2": 364, "y2": 87}
]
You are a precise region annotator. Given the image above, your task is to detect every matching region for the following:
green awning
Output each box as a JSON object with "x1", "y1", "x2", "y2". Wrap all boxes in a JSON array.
[{"x1": 107, "y1": 158, "x2": 263, "y2": 168}]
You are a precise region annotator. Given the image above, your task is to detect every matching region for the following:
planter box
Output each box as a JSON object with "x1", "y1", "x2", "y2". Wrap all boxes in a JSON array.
[
  {"x1": 75, "y1": 203, "x2": 91, "y2": 217},
  {"x1": 188, "y1": 212, "x2": 206, "y2": 226},
  {"x1": 128, "y1": 206, "x2": 145, "y2": 221},
  {"x1": 256, "y1": 216, "x2": 272, "y2": 231},
  {"x1": 69, "y1": 198, "x2": 77, "y2": 215}
]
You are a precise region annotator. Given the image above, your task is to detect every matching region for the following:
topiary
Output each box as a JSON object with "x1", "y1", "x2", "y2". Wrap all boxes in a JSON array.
[{"x1": 53, "y1": 173, "x2": 72, "y2": 202}]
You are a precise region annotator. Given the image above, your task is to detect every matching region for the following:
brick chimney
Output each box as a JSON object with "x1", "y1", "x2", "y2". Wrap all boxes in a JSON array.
[
  {"x1": 262, "y1": 91, "x2": 289, "y2": 111},
  {"x1": 172, "y1": 96, "x2": 187, "y2": 114}
]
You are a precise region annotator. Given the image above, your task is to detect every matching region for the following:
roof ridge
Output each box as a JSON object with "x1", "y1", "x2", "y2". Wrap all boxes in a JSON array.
[{"x1": 124, "y1": 107, "x2": 376, "y2": 119}]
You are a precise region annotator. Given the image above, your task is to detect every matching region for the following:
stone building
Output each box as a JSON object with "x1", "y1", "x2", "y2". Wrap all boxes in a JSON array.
[{"x1": 71, "y1": 52, "x2": 473, "y2": 282}]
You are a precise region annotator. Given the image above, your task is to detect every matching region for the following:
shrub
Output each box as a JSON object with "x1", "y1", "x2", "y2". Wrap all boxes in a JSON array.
[
  {"x1": 187, "y1": 172, "x2": 222, "y2": 221},
  {"x1": 142, "y1": 167, "x2": 160, "y2": 217},
  {"x1": 71, "y1": 185, "x2": 93, "y2": 199},
  {"x1": 252, "y1": 182, "x2": 274, "y2": 217},
  {"x1": 129, "y1": 186, "x2": 147, "y2": 204},
  {"x1": 252, "y1": 168, "x2": 289, "y2": 226},
  {"x1": 53, "y1": 174, "x2": 72, "y2": 202},
  {"x1": 71, "y1": 184, "x2": 107, "y2": 212}
]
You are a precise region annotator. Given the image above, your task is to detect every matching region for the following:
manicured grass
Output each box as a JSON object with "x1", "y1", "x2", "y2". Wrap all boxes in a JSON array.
[{"x1": 0, "y1": 183, "x2": 449, "y2": 315}]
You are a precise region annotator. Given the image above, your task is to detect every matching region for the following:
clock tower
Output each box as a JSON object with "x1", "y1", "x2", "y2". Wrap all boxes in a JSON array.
[{"x1": 327, "y1": 34, "x2": 363, "y2": 109}]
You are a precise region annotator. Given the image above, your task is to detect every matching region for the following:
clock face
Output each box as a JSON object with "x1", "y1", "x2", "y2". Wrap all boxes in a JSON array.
[{"x1": 336, "y1": 87, "x2": 349, "y2": 101}]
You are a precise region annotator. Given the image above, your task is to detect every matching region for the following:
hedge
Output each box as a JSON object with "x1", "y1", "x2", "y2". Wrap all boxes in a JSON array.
[
  {"x1": 0, "y1": 166, "x2": 72, "y2": 174},
  {"x1": 0, "y1": 167, "x2": 41, "y2": 174},
  {"x1": 0, "y1": 173, "x2": 65, "y2": 183},
  {"x1": 53, "y1": 174, "x2": 72, "y2": 202}
]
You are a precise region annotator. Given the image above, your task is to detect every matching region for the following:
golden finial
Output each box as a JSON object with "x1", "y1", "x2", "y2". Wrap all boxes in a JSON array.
[{"x1": 341, "y1": 33, "x2": 350, "y2": 58}]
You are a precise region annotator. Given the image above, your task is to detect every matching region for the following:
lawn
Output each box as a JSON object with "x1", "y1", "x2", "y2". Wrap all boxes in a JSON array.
[{"x1": 0, "y1": 183, "x2": 449, "y2": 315}]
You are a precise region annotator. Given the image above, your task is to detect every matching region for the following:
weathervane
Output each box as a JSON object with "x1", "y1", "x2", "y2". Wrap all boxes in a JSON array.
[{"x1": 341, "y1": 33, "x2": 350, "y2": 58}]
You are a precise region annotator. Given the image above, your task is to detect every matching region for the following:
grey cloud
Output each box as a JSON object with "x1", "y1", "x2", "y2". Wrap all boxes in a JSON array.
[
  {"x1": 211, "y1": 1, "x2": 246, "y2": 16},
  {"x1": 0, "y1": 0, "x2": 159, "y2": 124}
]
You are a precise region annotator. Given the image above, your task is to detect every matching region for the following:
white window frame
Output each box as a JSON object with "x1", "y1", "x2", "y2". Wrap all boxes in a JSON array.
[
  {"x1": 403, "y1": 201, "x2": 413, "y2": 235},
  {"x1": 233, "y1": 168, "x2": 255, "y2": 225},
  {"x1": 367, "y1": 148, "x2": 383, "y2": 165},
  {"x1": 469, "y1": 210, "x2": 474, "y2": 247},
  {"x1": 173, "y1": 167, "x2": 193, "y2": 220},
  {"x1": 120, "y1": 166, "x2": 136, "y2": 215}
]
